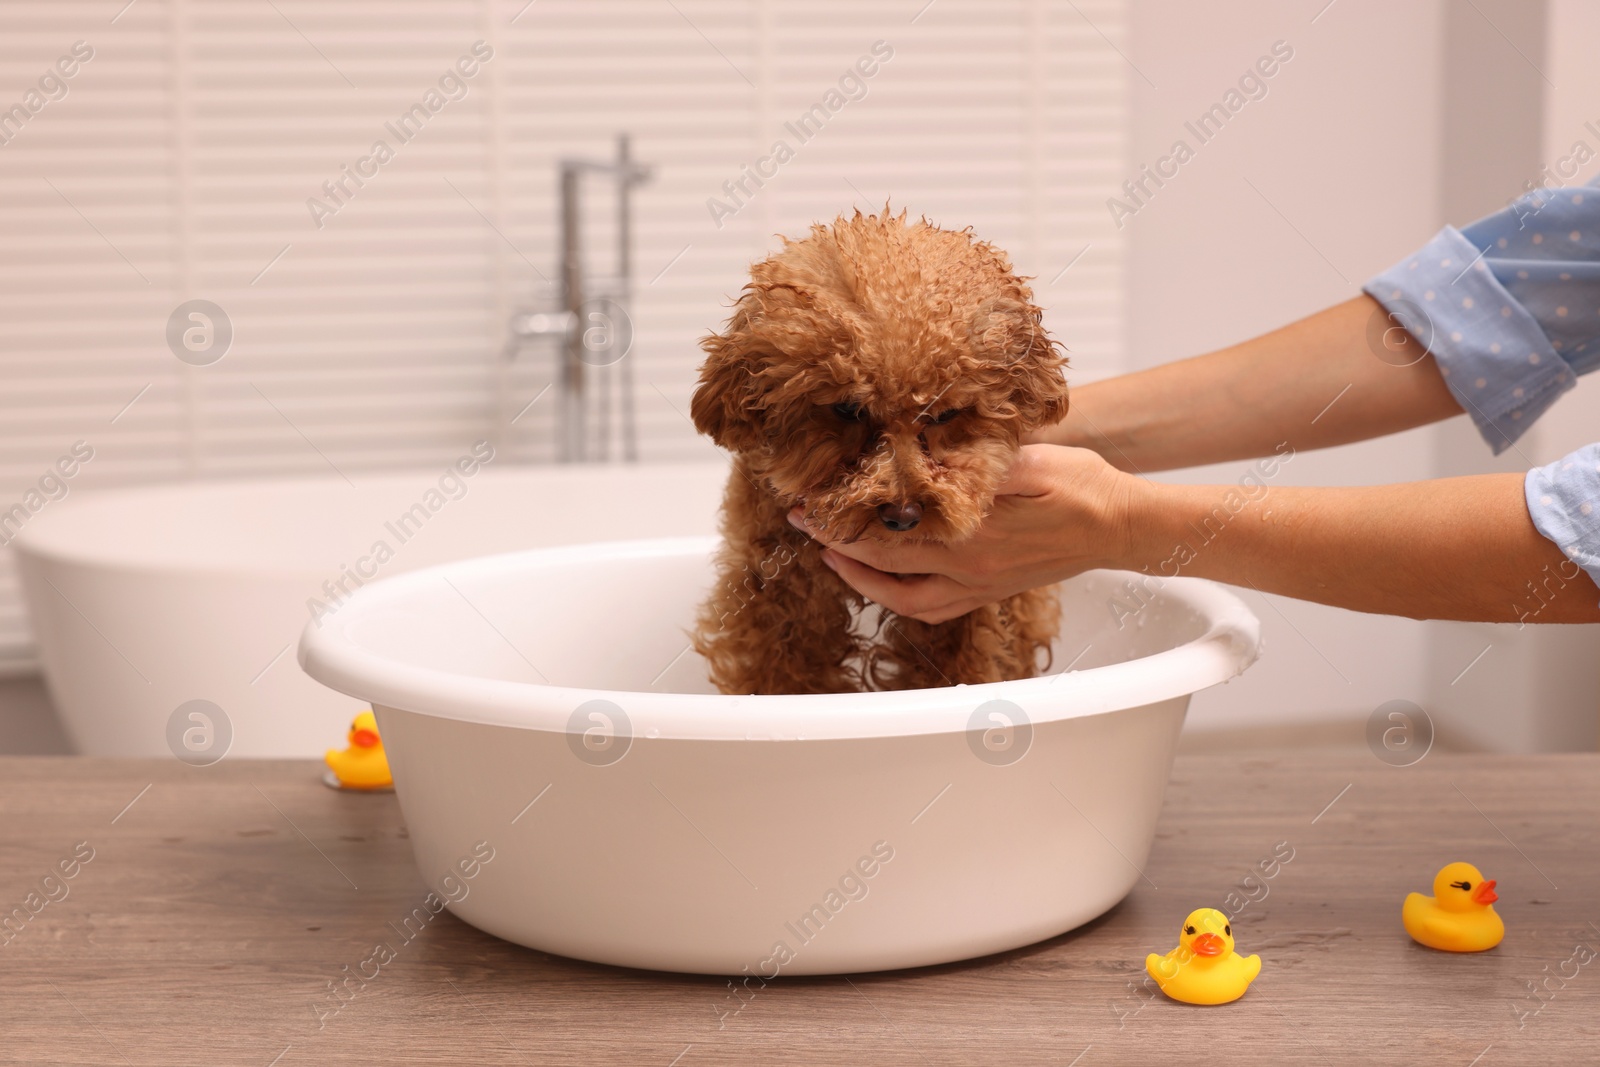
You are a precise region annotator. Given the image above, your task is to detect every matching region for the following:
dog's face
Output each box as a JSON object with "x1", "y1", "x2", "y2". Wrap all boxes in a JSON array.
[{"x1": 691, "y1": 211, "x2": 1069, "y2": 544}]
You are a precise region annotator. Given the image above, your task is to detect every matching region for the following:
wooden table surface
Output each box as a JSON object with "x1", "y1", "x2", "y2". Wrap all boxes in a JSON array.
[{"x1": 3, "y1": 753, "x2": 1596, "y2": 1066}]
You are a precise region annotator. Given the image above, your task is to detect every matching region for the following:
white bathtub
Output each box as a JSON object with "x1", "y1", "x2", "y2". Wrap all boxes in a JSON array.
[
  {"x1": 299, "y1": 537, "x2": 1263, "y2": 974},
  {"x1": 13, "y1": 462, "x2": 729, "y2": 757}
]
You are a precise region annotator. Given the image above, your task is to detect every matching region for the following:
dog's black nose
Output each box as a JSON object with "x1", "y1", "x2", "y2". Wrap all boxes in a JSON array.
[{"x1": 877, "y1": 501, "x2": 923, "y2": 531}]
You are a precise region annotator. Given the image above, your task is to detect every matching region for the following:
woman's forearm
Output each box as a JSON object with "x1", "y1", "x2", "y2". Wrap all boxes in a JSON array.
[
  {"x1": 1043, "y1": 295, "x2": 1465, "y2": 472},
  {"x1": 1127, "y1": 472, "x2": 1600, "y2": 623}
]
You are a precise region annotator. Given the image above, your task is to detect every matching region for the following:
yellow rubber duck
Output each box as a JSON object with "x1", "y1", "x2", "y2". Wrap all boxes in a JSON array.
[
  {"x1": 1402, "y1": 862, "x2": 1503, "y2": 952},
  {"x1": 1145, "y1": 907, "x2": 1261, "y2": 1005},
  {"x1": 323, "y1": 710, "x2": 393, "y2": 791}
]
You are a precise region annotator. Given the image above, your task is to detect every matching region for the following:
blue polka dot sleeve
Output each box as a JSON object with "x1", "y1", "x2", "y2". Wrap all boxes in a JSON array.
[
  {"x1": 1363, "y1": 178, "x2": 1600, "y2": 600},
  {"x1": 1525, "y1": 445, "x2": 1600, "y2": 599}
]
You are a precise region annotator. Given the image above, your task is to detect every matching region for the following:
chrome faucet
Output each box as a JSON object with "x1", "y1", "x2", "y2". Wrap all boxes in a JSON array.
[{"x1": 506, "y1": 134, "x2": 652, "y2": 462}]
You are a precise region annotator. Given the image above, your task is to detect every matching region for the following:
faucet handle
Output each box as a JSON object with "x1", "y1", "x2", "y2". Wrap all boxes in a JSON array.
[{"x1": 509, "y1": 310, "x2": 576, "y2": 338}]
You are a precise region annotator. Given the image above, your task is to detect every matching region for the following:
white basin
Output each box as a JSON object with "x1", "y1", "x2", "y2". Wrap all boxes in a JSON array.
[{"x1": 299, "y1": 536, "x2": 1262, "y2": 975}]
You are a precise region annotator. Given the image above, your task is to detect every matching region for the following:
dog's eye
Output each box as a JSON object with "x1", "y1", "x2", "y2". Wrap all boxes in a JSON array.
[
  {"x1": 831, "y1": 402, "x2": 865, "y2": 422},
  {"x1": 930, "y1": 408, "x2": 962, "y2": 425}
]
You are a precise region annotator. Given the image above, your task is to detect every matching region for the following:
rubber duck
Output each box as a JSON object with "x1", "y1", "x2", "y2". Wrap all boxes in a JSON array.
[
  {"x1": 1145, "y1": 907, "x2": 1261, "y2": 1005},
  {"x1": 1402, "y1": 862, "x2": 1503, "y2": 952},
  {"x1": 323, "y1": 710, "x2": 393, "y2": 791}
]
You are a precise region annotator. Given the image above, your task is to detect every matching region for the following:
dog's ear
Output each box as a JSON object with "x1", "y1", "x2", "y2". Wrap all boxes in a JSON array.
[
  {"x1": 1011, "y1": 312, "x2": 1071, "y2": 431},
  {"x1": 691, "y1": 310, "x2": 765, "y2": 453},
  {"x1": 973, "y1": 296, "x2": 1071, "y2": 430}
]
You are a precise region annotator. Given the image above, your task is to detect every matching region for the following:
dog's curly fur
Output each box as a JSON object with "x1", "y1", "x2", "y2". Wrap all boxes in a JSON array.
[{"x1": 689, "y1": 209, "x2": 1070, "y2": 695}]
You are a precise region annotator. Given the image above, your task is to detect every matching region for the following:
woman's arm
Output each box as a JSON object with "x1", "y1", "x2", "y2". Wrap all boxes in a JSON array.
[
  {"x1": 1137, "y1": 470, "x2": 1596, "y2": 624},
  {"x1": 806, "y1": 205, "x2": 1600, "y2": 624},
  {"x1": 793, "y1": 445, "x2": 1600, "y2": 625},
  {"x1": 1037, "y1": 295, "x2": 1465, "y2": 471}
]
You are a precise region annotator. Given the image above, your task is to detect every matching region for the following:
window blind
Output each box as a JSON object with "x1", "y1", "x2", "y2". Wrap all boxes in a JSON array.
[{"x1": 0, "y1": 0, "x2": 1127, "y2": 670}]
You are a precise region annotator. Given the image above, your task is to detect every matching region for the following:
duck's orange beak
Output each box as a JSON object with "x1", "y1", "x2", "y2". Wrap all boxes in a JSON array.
[
  {"x1": 1472, "y1": 880, "x2": 1498, "y2": 905},
  {"x1": 351, "y1": 728, "x2": 380, "y2": 749},
  {"x1": 1190, "y1": 933, "x2": 1224, "y2": 957}
]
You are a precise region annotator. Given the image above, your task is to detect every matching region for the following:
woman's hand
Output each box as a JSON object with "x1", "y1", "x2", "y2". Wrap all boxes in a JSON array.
[{"x1": 787, "y1": 445, "x2": 1140, "y2": 624}]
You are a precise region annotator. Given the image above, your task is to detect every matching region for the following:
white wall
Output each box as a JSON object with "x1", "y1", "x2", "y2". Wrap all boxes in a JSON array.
[
  {"x1": 1536, "y1": 0, "x2": 1600, "y2": 465},
  {"x1": 1126, "y1": 0, "x2": 1598, "y2": 751},
  {"x1": 1124, "y1": 0, "x2": 1448, "y2": 737},
  {"x1": 1422, "y1": 0, "x2": 1600, "y2": 752}
]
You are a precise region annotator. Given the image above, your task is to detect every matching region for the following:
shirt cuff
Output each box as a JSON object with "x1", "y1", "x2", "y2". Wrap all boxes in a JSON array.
[
  {"x1": 1524, "y1": 443, "x2": 1600, "y2": 606},
  {"x1": 1363, "y1": 226, "x2": 1576, "y2": 454}
]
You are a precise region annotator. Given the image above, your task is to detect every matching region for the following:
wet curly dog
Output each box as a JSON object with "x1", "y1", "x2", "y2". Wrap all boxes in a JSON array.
[{"x1": 689, "y1": 209, "x2": 1070, "y2": 695}]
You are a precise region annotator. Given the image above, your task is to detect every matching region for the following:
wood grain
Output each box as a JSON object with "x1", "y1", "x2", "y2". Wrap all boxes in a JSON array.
[{"x1": 1, "y1": 754, "x2": 1596, "y2": 1066}]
